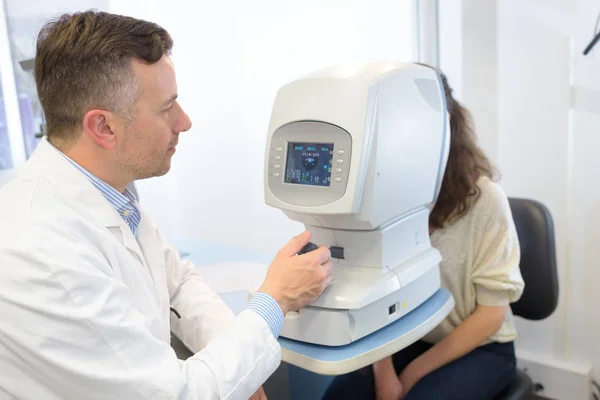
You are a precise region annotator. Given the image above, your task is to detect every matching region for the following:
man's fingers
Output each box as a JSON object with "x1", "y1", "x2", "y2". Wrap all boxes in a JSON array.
[
  {"x1": 315, "y1": 245, "x2": 331, "y2": 264},
  {"x1": 280, "y1": 231, "x2": 311, "y2": 257},
  {"x1": 322, "y1": 260, "x2": 334, "y2": 287}
]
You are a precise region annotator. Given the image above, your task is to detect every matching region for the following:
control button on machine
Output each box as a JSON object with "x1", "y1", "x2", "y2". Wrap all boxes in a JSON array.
[{"x1": 298, "y1": 242, "x2": 319, "y2": 255}]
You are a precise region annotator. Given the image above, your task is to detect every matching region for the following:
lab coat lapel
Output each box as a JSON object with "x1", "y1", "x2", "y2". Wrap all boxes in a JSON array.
[
  {"x1": 27, "y1": 139, "x2": 151, "y2": 274},
  {"x1": 25, "y1": 139, "x2": 169, "y2": 340},
  {"x1": 135, "y1": 213, "x2": 170, "y2": 331},
  {"x1": 108, "y1": 225, "x2": 152, "y2": 277}
]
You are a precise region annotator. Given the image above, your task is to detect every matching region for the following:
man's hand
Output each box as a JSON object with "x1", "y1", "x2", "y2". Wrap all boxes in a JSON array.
[
  {"x1": 249, "y1": 386, "x2": 267, "y2": 400},
  {"x1": 258, "y1": 231, "x2": 333, "y2": 315}
]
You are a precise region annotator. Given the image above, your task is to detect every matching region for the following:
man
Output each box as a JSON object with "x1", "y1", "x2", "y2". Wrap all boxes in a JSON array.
[{"x1": 0, "y1": 11, "x2": 332, "y2": 400}]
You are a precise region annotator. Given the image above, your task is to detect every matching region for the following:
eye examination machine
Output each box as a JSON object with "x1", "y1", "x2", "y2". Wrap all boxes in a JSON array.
[{"x1": 264, "y1": 62, "x2": 451, "y2": 347}]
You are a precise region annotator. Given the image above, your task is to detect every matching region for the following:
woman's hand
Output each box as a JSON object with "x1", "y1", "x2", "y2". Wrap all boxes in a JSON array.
[
  {"x1": 395, "y1": 304, "x2": 509, "y2": 397},
  {"x1": 373, "y1": 357, "x2": 404, "y2": 400},
  {"x1": 248, "y1": 386, "x2": 267, "y2": 400},
  {"x1": 397, "y1": 362, "x2": 422, "y2": 397}
]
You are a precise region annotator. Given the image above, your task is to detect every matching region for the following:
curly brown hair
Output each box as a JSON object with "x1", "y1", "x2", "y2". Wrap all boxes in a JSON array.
[{"x1": 422, "y1": 64, "x2": 498, "y2": 229}]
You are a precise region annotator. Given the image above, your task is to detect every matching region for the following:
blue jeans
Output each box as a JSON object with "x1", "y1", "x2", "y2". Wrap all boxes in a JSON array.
[{"x1": 321, "y1": 341, "x2": 516, "y2": 400}]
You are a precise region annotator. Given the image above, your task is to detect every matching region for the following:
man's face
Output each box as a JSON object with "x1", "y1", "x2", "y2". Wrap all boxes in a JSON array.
[{"x1": 117, "y1": 55, "x2": 192, "y2": 180}]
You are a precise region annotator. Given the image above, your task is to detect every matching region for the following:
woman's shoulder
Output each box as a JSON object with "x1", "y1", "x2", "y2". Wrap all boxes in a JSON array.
[{"x1": 472, "y1": 176, "x2": 512, "y2": 221}]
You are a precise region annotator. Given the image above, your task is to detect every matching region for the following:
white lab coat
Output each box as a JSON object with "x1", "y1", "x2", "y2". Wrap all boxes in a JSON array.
[{"x1": 0, "y1": 139, "x2": 280, "y2": 400}]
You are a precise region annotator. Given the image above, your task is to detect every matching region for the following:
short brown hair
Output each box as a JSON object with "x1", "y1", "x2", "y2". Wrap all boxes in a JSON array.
[
  {"x1": 34, "y1": 10, "x2": 173, "y2": 143},
  {"x1": 418, "y1": 64, "x2": 498, "y2": 229}
]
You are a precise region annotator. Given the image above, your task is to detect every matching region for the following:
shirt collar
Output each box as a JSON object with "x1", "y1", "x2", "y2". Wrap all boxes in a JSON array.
[{"x1": 48, "y1": 142, "x2": 141, "y2": 234}]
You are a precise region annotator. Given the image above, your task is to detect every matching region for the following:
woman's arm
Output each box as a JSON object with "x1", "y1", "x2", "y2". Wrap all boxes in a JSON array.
[
  {"x1": 375, "y1": 181, "x2": 523, "y2": 399},
  {"x1": 373, "y1": 356, "x2": 404, "y2": 400},
  {"x1": 398, "y1": 304, "x2": 507, "y2": 395}
]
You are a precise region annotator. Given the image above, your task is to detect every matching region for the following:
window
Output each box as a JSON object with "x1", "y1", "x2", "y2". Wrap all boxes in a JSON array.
[
  {"x1": 0, "y1": 0, "x2": 108, "y2": 168},
  {"x1": 129, "y1": 0, "x2": 421, "y2": 250},
  {"x1": 0, "y1": 69, "x2": 12, "y2": 170}
]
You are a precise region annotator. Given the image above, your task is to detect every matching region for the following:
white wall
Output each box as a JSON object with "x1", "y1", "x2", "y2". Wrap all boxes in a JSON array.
[
  {"x1": 568, "y1": 53, "x2": 600, "y2": 388},
  {"x1": 111, "y1": 0, "x2": 417, "y2": 257},
  {"x1": 440, "y1": 0, "x2": 600, "y2": 395},
  {"x1": 497, "y1": 0, "x2": 572, "y2": 360}
]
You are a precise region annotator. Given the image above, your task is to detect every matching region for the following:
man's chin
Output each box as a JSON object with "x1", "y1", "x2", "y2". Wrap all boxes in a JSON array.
[
  {"x1": 136, "y1": 165, "x2": 171, "y2": 180},
  {"x1": 154, "y1": 168, "x2": 170, "y2": 177},
  {"x1": 154, "y1": 160, "x2": 172, "y2": 177},
  {"x1": 135, "y1": 156, "x2": 173, "y2": 180}
]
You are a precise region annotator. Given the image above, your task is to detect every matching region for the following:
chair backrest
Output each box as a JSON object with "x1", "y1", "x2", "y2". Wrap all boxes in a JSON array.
[{"x1": 508, "y1": 197, "x2": 559, "y2": 320}]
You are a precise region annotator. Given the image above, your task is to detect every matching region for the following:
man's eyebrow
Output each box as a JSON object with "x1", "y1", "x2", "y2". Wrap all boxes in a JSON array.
[{"x1": 162, "y1": 94, "x2": 178, "y2": 107}]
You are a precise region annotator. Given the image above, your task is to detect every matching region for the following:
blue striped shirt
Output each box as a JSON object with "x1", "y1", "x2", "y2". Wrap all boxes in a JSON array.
[
  {"x1": 247, "y1": 293, "x2": 285, "y2": 338},
  {"x1": 55, "y1": 146, "x2": 285, "y2": 338},
  {"x1": 58, "y1": 152, "x2": 141, "y2": 234}
]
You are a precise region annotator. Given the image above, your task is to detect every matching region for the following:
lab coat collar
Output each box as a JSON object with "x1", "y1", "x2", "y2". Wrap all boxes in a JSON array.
[{"x1": 25, "y1": 138, "x2": 148, "y2": 267}]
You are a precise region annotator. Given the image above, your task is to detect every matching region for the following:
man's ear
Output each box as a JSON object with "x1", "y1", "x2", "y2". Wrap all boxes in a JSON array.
[{"x1": 82, "y1": 109, "x2": 120, "y2": 150}]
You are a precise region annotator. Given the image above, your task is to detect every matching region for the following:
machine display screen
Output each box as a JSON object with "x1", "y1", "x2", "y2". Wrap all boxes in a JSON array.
[{"x1": 284, "y1": 142, "x2": 333, "y2": 187}]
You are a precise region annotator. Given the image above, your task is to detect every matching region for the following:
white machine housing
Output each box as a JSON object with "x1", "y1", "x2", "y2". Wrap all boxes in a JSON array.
[{"x1": 264, "y1": 62, "x2": 450, "y2": 346}]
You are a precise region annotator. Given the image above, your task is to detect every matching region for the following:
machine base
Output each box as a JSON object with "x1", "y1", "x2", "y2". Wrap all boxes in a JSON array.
[
  {"x1": 280, "y1": 288, "x2": 455, "y2": 375},
  {"x1": 279, "y1": 261, "x2": 440, "y2": 346}
]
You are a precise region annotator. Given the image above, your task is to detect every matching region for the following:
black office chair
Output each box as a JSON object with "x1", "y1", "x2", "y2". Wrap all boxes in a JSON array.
[{"x1": 494, "y1": 198, "x2": 559, "y2": 400}]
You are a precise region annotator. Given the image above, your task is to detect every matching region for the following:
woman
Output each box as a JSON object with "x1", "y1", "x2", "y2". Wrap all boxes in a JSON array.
[{"x1": 322, "y1": 65, "x2": 525, "y2": 400}]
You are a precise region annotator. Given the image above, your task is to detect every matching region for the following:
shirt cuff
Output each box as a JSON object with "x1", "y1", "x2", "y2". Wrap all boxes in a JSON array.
[{"x1": 247, "y1": 292, "x2": 285, "y2": 338}]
